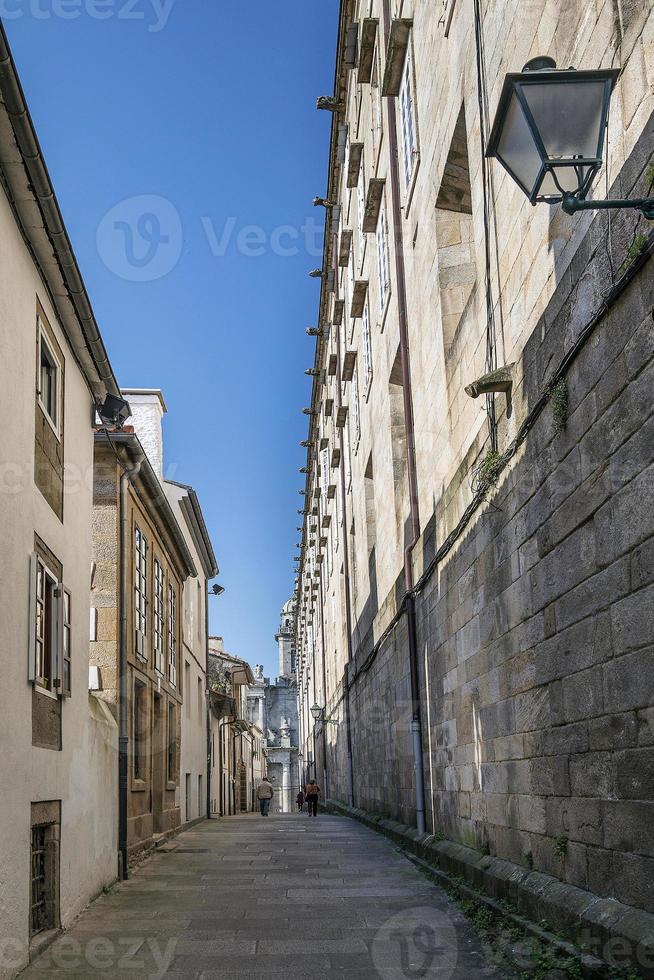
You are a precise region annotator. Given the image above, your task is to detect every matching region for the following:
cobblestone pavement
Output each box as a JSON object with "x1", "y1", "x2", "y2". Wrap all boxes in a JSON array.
[{"x1": 23, "y1": 813, "x2": 504, "y2": 979}]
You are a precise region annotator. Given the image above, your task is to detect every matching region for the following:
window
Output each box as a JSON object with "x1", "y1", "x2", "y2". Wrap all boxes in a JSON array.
[
  {"x1": 399, "y1": 47, "x2": 418, "y2": 190},
  {"x1": 30, "y1": 823, "x2": 57, "y2": 936},
  {"x1": 362, "y1": 304, "x2": 373, "y2": 391},
  {"x1": 168, "y1": 703, "x2": 176, "y2": 782},
  {"x1": 371, "y1": 44, "x2": 383, "y2": 151},
  {"x1": 168, "y1": 584, "x2": 178, "y2": 686},
  {"x1": 185, "y1": 662, "x2": 191, "y2": 719},
  {"x1": 376, "y1": 204, "x2": 389, "y2": 312},
  {"x1": 357, "y1": 164, "x2": 366, "y2": 237},
  {"x1": 198, "y1": 676, "x2": 203, "y2": 717},
  {"x1": 133, "y1": 681, "x2": 147, "y2": 779},
  {"x1": 351, "y1": 367, "x2": 361, "y2": 444},
  {"x1": 38, "y1": 326, "x2": 60, "y2": 435},
  {"x1": 153, "y1": 559, "x2": 164, "y2": 674},
  {"x1": 62, "y1": 590, "x2": 71, "y2": 697},
  {"x1": 134, "y1": 527, "x2": 147, "y2": 660},
  {"x1": 30, "y1": 554, "x2": 67, "y2": 695},
  {"x1": 319, "y1": 447, "x2": 329, "y2": 504}
]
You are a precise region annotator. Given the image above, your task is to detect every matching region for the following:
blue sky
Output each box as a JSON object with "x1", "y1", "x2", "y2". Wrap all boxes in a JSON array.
[{"x1": 4, "y1": 1, "x2": 338, "y2": 677}]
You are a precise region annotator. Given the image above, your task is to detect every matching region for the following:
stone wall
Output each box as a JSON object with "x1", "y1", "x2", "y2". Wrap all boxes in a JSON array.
[{"x1": 325, "y1": 203, "x2": 654, "y2": 914}]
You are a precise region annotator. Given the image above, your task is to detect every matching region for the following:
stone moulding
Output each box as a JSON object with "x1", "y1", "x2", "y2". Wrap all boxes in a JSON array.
[{"x1": 325, "y1": 800, "x2": 654, "y2": 978}]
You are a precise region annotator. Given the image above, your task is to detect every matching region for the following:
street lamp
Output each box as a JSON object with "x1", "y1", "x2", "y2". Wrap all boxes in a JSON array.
[
  {"x1": 486, "y1": 57, "x2": 654, "y2": 219},
  {"x1": 310, "y1": 703, "x2": 323, "y2": 722}
]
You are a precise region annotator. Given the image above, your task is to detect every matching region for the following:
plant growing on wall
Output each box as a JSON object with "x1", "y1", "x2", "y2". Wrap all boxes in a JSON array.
[{"x1": 551, "y1": 379, "x2": 569, "y2": 434}]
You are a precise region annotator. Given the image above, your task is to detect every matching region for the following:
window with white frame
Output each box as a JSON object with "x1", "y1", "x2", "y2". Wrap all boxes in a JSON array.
[
  {"x1": 168, "y1": 583, "x2": 178, "y2": 686},
  {"x1": 376, "y1": 203, "x2": 389, "y2": 311},
  {"x1": 362, "y1": 304, "x2": 373, "y2": 392},
  {"x1": 357, "y1": 162, "x2": 366, "y2": 237},
  {"x1": 371, "y1": 44, "x2": 383, "y2": 150},
  {"x1": 134, "y1": 526, "x2": 147, "y2": 660},
  {"x1": 351, "y1": 367, "x2": 361, "y2": 444},
  {"x1": 38, "y1": 325, "x2": 60, "y2": 436},
  {"x1": 153, "y1": 559, "x2": 165, "y2": 674},
  {"x1": 319, "y1": 447, "x2": 329, "y2": 504},
  {"x1": 29, "y1": 551, "x2": 72, "y2": 697},
  {"x1": 399, "y1": 46, "x2": 418, "y2": 190},
  {"x1": 62, "y1": 589, "x2": 71, "y2": 697}
]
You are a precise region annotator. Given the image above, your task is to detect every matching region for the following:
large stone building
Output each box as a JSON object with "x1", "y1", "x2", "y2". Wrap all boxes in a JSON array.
[
  {"x1": 247, "y1": 600, "x2": 300, "y2": 812},
  {"x1": 295, "y1": 0, "x2": 654, "y2": 966},
  {"x1": 0, "y1": 23, "x2": 120, "y2": 978}
]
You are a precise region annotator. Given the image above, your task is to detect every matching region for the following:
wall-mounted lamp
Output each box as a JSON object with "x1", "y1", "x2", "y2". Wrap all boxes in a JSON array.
[
  {"x1": 486, "y1": 57, "x2": 654, "y2": 219},
  {"x1": 310, "y1": 703, "x2": 338, "y2": 725},
  {"x1": 302, "y1": 407, "x2": 316, "y2": 416},
  {"x1": 98, "y1": 394, "x2": 132, "y2": 429},
  {"x1": 313, "y1": 196, "x2": 337, "y2": 208},
  {"x1": 306, "y1": 327, "x2": 323, "y2": 337},
  {"x1": 305, "y1": 368, "x2": 320, "y2": 377},
  {"x1": 309, "y1": 269, "x2": 323, "y2": 279},
  {"x1": 209, "y1": 584, "x2": 225, "y2": 597}
]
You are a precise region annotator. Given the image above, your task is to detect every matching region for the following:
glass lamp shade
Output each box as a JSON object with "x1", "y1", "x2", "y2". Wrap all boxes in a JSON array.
[
  {"x1": 486, "y1": 58, "x2": 619, "y2": 204},
  {"x1": 310, "y1": 703, "x2": 323, "y2": 721}
]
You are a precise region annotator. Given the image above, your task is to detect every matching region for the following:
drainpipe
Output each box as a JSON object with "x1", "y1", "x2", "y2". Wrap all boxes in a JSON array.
[
  {"x1": 205, "y1": 593, "x2": 211, "y2": 819},
  {"x1": 318, "y1": 574, "x2": 329, "y2": 799},
  {"x1": 118, "y1": 447, "x2": 144, "y2": 879},
  {"x1": 382, "y1": 0, "x2": 426, "y2": 835}
]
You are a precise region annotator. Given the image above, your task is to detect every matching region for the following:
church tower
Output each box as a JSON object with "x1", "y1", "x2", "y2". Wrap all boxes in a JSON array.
[{"x1": 275, "y1": 597, "x2": 296, "y2": 679}]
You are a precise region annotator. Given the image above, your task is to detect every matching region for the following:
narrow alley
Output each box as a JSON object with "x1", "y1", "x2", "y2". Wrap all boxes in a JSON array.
[{"x1": 22, "y1": 813, "x2": 501, "y2": 979}]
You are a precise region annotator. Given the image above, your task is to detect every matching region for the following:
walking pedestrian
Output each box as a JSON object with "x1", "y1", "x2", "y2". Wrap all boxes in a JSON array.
[
  {"x1": 296, "y1": 790, "x2": 305, "y2": 812},
  {"x1": 256, "y1": 777, "x2": 274, "y2": 816},
  {"x1": 304, "y1": 779, "x2": 321, "y2": 817}
]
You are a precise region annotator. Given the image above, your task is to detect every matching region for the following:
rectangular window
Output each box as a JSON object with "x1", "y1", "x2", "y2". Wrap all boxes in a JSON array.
[
  {"x1": 168, "y1": 584, "x2": 178, "y2": 686},
  {"x1": 38, "y1": 325, "x2": 60, "y2": 436},
  {"x1": 376, "y1": 204, "x2": 389, "y2": 311},
  {"x1": 30, "y1": 824, "x2": 54, "y2": 936},
  {"x1": 399, "y1": 48, "x2": 418, "y2": 189},
  {"x1": 31, "y1": 555, "x2": 62, "y2": 694},
  {"x1": 167, "y1": 703, "x2": 176, "y2": 782},
  {"x1": 357, "y1": 164, "x2": 366, "y2": 237},
  {"x1": 198, "y1": 676, "x2": 203, "y2": 717},
  {"x1": 319, "y1": 447, "x2": 329, "y2": 504},
  {"x1": 62, "y1": 590, "x2": 71, "y2": 697},
  {"x1": 153, "y1": 560, "x2": 164, "y2": 673},
  {"x1": 362, "y1": 304, "x2": 373, "y2": 392},
  {"x1": 134, "y1": 526, "x2": 147, "y2": 660},
  {"x1": 371, "y1": 44, "x2": 383, "y2": 149},
  {"x1": 133, "y1": 681, "x2": 147, "y2": 780},
  {"x1": 351, "y1": 367, "x2": 361, "y2": 444}
]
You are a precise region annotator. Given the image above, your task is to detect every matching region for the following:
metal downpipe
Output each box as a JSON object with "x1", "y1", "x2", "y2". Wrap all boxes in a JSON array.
[{"x1": 382, "y1": 0, "x2": 426, "y2": 836}]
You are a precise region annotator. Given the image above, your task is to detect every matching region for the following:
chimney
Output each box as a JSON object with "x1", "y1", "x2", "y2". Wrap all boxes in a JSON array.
[{"x1": 120, "y1": 390, "x2": 167, "y2": 480}]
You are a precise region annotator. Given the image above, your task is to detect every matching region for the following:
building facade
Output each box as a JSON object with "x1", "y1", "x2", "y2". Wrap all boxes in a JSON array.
[
  {"x1": 208, "y1": 639, "x2": 261, "y2": 815},
  {"x1": 91, "y1": 430, "x2": 197, "y2": 864},
  {"x1": 294, "y1": 0, "x2": 654, "y2": 959},
  {"x1": 120, "y1": 390, "x2": 220, "y2": 831},
  {"x1": 247, "y1": 600, "x2": 300, "y2": 813},
  {"x1": 0, "y1": 24, "x2": 120, "y2": 979}
]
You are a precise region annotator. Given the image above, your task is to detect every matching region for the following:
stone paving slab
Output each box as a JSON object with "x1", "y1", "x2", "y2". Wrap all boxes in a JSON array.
[{"x1": 21, "y1": 812, "x2": 505, "y2": 979}]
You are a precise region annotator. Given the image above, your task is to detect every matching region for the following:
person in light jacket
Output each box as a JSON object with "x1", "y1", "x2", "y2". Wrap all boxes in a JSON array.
[{"x1": 257, "y1": 777, "x2": 274, "y2": 816}]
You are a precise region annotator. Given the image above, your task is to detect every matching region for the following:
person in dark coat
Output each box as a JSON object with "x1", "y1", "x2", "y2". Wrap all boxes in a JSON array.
[{"x1": 296, "y1": 790, "x2": 305, "y2": 812}]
